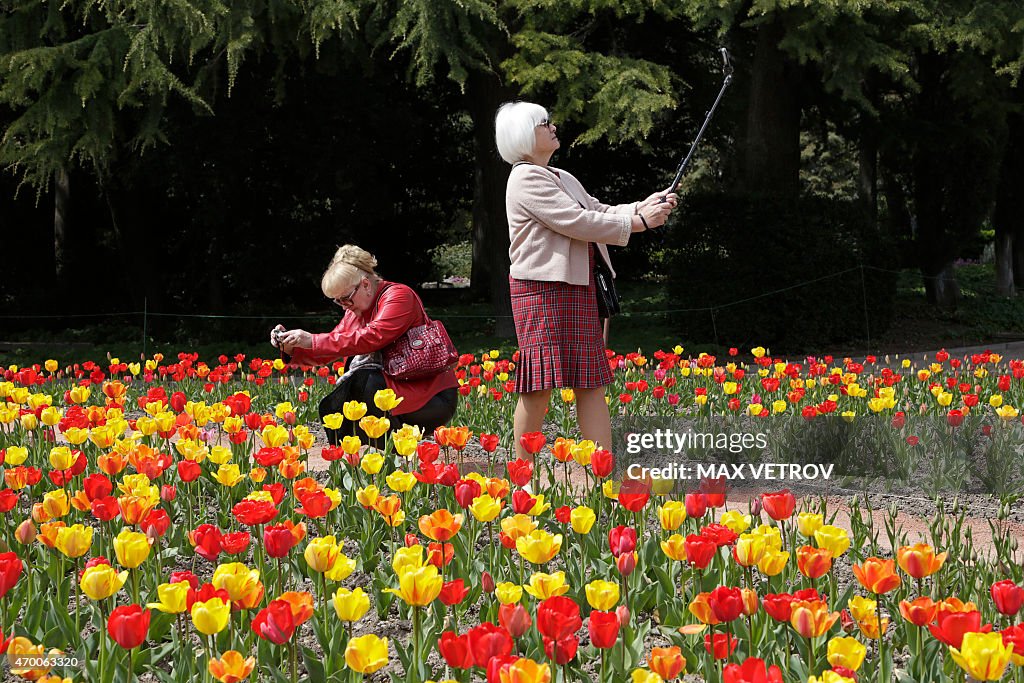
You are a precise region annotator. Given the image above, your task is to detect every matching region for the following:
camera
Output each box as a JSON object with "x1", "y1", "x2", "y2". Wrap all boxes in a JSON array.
[{"x1": 273, "y1": 329, "x2": 285, "y2": 344}]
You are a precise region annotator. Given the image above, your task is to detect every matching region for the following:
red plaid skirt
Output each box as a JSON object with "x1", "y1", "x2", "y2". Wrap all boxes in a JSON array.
[{"x1": 510, "y1": 244, "x2": 613, "y2": 392}]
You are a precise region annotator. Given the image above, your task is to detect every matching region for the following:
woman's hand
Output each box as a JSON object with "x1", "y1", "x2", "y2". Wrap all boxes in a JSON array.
[
  {"x1": 636, "y1": 200, "x2": 674, "y2": 230},
  {"x1": 639, "y1": 188, "x2": 679, "y2": 211},
  {"x1": 277, "y1": 329, "x2": 313, "y2": 354},
  {"x1": 270, "y1": 324, "x2": 286, "y2": 348}
]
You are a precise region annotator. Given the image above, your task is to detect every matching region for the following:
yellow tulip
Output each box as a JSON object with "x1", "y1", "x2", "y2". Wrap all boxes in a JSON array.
[
  {"x1": 42, "y1": 489, "x2": 70, "y2": 518},
  {"x1": 797, "y1": 513, "x2": 823, "y2": 537},
  {"x1": 191, "y1": 597, "x2": 231, "y2": 635},
  {"x1": 392, "y1": 546, "x2": 425, "y2": 575},
  {"x1": 213, "y1": 464, "x2": 245, "y2": 487},
  {"x1": 323, "y1": 413, "x2": 344, "y2": 430},
  {"x1": 80, "y1": 564, "x2": 129, "y2": 600},
  {"x1": 950, "y1": 631, "x2": 1014, "y2": 681},
  {"x1": 814, "y1": 525, "x2": 851, "y2": 558},
  {"x1": 113, "y1": 528, "x2": 152, "y2": 568},
  {"x1": 523, "y1": 571, "x2": 569, "y2": 600},
  {"x1": 385, "y1": 565, "x2": 442, "y2": 606},
  {"x1": 325, "y1": 554, "x2": 356, "y2": 582},
  {"x1": 49, "y1": 446, "x2": 76, "y2": 471},
  {"x1": 212, "y1": 563, "x2": 262, "y2": 602},
  {"x1": 585, "y1": 579, "x2": 620, "y2": 611},
  {"x1": 827, "y1": 636, "x2": 867, "y2": 671},
  {"x1": 658, "y1": 502, "x2": 686, "y2": 531},
  {"x1": 386, "y1": 470, "x2": 416, "y2": 493},
  {"x1": 260, "y1": 425, "x2": 290, "y2": 448},
  {"x1": 359, "y1": 415, "x2": 390, "y2": 440},
  {"x1": 373, "y1": 389, "x2": 404, "y2": 412},
  {"x1": 55, "y1": 524, "x2": 93, "y2": 558},
  {"x1": 4, "y1": 445, "x2": 27, "y2": 465},
  {"x1": 469, "y1": 494, "x2": 502, "y2": 522},
  {"x1": 345, "y1": 634, "x2": 389, "y2": 674},
  {"x1": 332, "y1": 587, "x2": 371, "y2": 622},
  {"x1": 146, "y1": 581, "x2": 191, "y2": 614},
  {"x1": 516, "y1": 530, "x2": 562, "y2": 564},
  {"x1": 356, "y1": 485, "x2": 379, "y2": 508},
  {"x1": 629, "y1": 669, "x2": 662, "y2": 683},
  {"x1": 756, "y1": 549, "x2": 790, "y2": 577},
  {"x1": 40, "y1": 406, "x2": 62, "y2": 427},
  {"x1": 496, "y1": 582, "x2": 525, "y2": 604},
  {"x1": 208, "y1": 445, "x2": 233, "y2": 465},
  {"x1": 660, "y1": 534, "x2": 687, "y2": 562},
  {"x1": 343, "y1": 401, "x2": 367, "y2": 421},
  {"x1": 304, "y1": 536, "x2": 340, "y2": 574},
  {"x1": 570, "y1": 506, "x2": 596, "y2": 534},
  {"x1": 361, "y1": 451, "x2": 384, "y2": 475},
  {"x1": 733, "y1": 533, "x2": 767, "y2": 567},
  {"x1": 720, "y1": 510, "x2": 751, "y2": 534}
]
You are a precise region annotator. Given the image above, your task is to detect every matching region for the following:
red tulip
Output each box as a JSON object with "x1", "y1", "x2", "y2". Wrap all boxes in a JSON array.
[
  {"x1": 617, "y1": 480, "x2": 650, "y2": 512},
  {"x1": 0, "y1": 552, "x2": 24, "y2": 598},
  {"x1": 252, "y1": 600, "x2": 296, "y2": 644},
  {"x1": 91, "y1": 496, "x2": 121, "y2": 522},
  {"x1": 295, "y1": 491, "x2": 331, "y2": 518},
  {"x1": 684, "y1": 535, "x2": 717, "y2": 569},
  {"x1": 709, "y1": 586, "x2": 744, "y2": 623},
  {"x1": 723, "y1": 657, "x2": 784, "y2": 683},
  {"x1": 187, "y1": 583, "x2": 230, "y2": 611},
  {"x1": 554, "y1": 506, "x2": 572, "y2": 524},
  {"x1": 519, "y1": 432, "x2": 546, "y2": 456},
  {"x1": 263, "y1": 483, "x2": 286, "y2": 505},
  {"x1": 264, "y1": 524, "x2": 298, "y2": 558},
  {"x1": 221, "y1": 531, "x2": 251, "y2": 555},
  {"x1": 591, "y1": 449, "x2": 614, "y2": 478},
  {"x1": 991, "y1": 580, "x2": 1024, "y2": 617},
  {"x1": 140, "y1": 509, "x2": 171, "y2": 538},
  {"x1": 177, "y1": 460, "x2": 202, "y2": 483},
  {"x1": 588, "y1": 611, "x2": 619, "y2": 649},
  {"x1": 467, "y1": 622, "x2": 513, "y2": 667},
  {"x1": 498, "y1": 604, "x2": 532, "y2": 638},
  {"x1": 107, "y1": 604, "x2": 150, "y2": 649},
  {"x1": 454, "y1": 480, "x2": 482, "y2": 509},
  {"x1": 0, "y1": 489, "x2": 18, "y2": 513},
  {"x1": 685, "y1": 493, "x2": 708, "y2": 519},
  {"x1": 928, "y1": 610, "x2": 991, "y2": 648},
  {"x1": 511, "y1": 490, "x2": 537, "y2": 514},
  {"x1": 479, "y1": 434, "x2": 500, "y2": 452},
  {"x1": 544, "y1": 634, "x2": 579, "y2": 665},
  {"x1": 232, "y1": 499, "x2": 278, "y2": 526},
  {"x1": 486, "y1": 655, "x2": 520, "y2": 683},
  {"x1": 760, "y1": 490, "x2": 796, "y2": 521},
  {"x1": 440, "y1": 579, "x2": 470, "y2": 606},
  {"x1": 700, "y1": 523, "x2": 738, "y2": 547},
  {"x1": 537, "y1": 596, "x2": 581, "y2": 641},
  {"x1": 704, "y1": 632, "x2": 738, "y2": 660},
  {"x1": 762, "y1": 594, "x2": 795, "y2": 623},
  {"x1": 82, "y1": 473, "x2": 113, "y2": 501},
  {"x1": 608, "y1": 526, "x2": 637, "y2": 557},
  {"x1": 189, "y1": 524, "x2": 223, "y2": 562},
  {"x1": 616, "y1": 552, "x2": 637, "y2": 576},
  {"x1": 439, "y1": 631, "x2": 474, "y2": 669},
  {"x1": 507, "y1": 459, "x2": 534, "y2": 487}
]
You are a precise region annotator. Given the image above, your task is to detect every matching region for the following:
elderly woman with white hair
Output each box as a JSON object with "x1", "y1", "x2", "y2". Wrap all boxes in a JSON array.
[
  {"x1": 495, "y1": 101, "x2": 677, "y2": 461},
  {"x1": 272, "y1": 244, "x2": 459, "y2": 444}
]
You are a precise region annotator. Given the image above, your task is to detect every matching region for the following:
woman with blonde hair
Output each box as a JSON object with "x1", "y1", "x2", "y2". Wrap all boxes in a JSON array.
[
  {"x1": 495, "y1": 101, "x2": 677, "y2": 460},
  {"x1": 272, "y1": 245, "x2": 459, "y2": 444}
]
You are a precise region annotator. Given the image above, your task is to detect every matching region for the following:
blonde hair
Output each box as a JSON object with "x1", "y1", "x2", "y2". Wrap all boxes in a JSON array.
[{"x1": 321, "y1": 245, "x2": 379, "y2": 298}]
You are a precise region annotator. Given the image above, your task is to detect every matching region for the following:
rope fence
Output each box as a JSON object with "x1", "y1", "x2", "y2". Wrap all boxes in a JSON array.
[{"x1": 0, "y1": 264, "x2": 923, "y2": 351}]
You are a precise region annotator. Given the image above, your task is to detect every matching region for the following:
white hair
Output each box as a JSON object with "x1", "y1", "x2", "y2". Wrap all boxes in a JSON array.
[{"x1": 495, "y1": 101, "x2": 548, "y2": 165}]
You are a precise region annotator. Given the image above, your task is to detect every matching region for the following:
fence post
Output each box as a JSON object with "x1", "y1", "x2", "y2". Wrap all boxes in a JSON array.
[{"x1": 860, "y1": 265, "x2": 871, "y2": 346}]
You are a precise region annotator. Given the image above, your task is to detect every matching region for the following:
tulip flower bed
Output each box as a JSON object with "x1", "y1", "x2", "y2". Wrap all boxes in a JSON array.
[{"x1": 0, "y1": 347, "x2": 1022, "y2": 683}]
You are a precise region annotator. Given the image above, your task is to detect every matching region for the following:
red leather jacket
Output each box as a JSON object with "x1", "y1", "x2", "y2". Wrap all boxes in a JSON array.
[{"x1": 288, "y1": 281, "x2": 458, "y2": 415}]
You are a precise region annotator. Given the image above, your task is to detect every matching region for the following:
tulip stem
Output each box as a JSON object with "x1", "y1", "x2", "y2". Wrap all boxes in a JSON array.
[
  {"x1": 412, "y1": 606, "x2": 421, "y2": 682},
  {"x1": 74, "y1": 557, "x2": 81, "y2": 640},
  {"x1": 807, "y1": 635, "x2": 815, "y2": 676},
  {"x1": 875, "y1": 592, "x2": 884, "y2": 683}
]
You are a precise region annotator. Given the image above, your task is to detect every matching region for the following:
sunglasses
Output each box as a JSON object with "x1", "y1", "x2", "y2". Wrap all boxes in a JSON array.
[
  {"x1": 332, "y1": 280, "x2": 363, "y2": 306},
  {"x1": 537, "y1": 119, "x2": 553, "y2": 130}
]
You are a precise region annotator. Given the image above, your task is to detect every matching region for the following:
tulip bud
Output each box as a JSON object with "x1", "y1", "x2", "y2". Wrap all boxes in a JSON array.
[
  {"x1": 615, "y1": 604, "x2": 630, "y2": 626},
  {"x1": 16, "y1": 519, "x2": 37, "y2": 544},
  {"x1": 481, "y1": 571, "x2": 495, "y2": 594},
  {"x1": 404, "y1": 533, "x2": 420, "y2": 547},
  {"x1": 160, "y1": 485, "x2": 177, "y2": 502},
  {"x1": 750, "y1": 497, "x2": 762, "y2": 517},
  {"x1": 498, "y1": 603, "x2": 532, "y2": 638},
  {"x1": 616, "y1": 552, "x2": 637, "y2": 576}
]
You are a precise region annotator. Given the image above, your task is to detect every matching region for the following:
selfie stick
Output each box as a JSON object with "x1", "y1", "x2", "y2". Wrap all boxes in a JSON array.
[{"x1": 664, "y1": 48, "x2": 734, "y2": 197}]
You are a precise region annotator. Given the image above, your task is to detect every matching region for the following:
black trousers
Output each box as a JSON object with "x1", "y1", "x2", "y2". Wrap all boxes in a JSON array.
[{"x1": 317, "y1": 368, "x2": 458, "y2": 445}]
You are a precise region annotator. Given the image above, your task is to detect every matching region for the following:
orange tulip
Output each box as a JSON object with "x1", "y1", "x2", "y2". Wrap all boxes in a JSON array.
[
  {"x1": 790, "y1": 599, "x2": 839, "y2": 638},
  {"x1": 118, "y1": 495, "x2": 156, "y2": 527},
  {"x1": 896, "y1": 543, "x2": 946, "y2": 579},
  {"x1": 852, "y1": 558, "x2": 902, "y2": 594},
  {"x1": 900, "y1": 597, "x2": 938, "y2": 627},
  {"x1": 688, "y1": 592, "x2": 721, "y2": 625},
  {"x1": 648, "y1": 646, "x2": 686, "y2": 680},
  {"x1": 797, "y1": 546, "x2": 832, "y2": 579},
  {"x1": 97, "y1": 452, "x2": 128, "y2": 476},
  {"x1": 446, "y1": 426, "x2": 472, "y2": 450},
  {"x1": 277, "y1": 591, "x2": 314, "y2": 626},
  {"x1": 208, "y1": 650, "x2": 256, "y2": 683},
  {"x1": 418, "y1": 510, "x2": 463, "y2": 542}
]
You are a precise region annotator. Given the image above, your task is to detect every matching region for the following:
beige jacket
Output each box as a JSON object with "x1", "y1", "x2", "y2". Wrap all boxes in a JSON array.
[{"x1": 506, "y1": 163, "x2": 636, "y2": 286}]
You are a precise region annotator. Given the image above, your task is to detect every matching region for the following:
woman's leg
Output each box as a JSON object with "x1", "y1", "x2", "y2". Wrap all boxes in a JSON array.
[
  {"x1": 574, "y1": 386, "x2": 612, "y2": 452},
  {"x1": 514, "y1": 389, "x2": 552, "y2": 461},
  {"x1": 396, "y1": 388, "x2": 458, "y2": 436}
]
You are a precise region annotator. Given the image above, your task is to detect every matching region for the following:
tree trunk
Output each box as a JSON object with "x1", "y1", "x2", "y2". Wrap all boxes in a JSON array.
[
  {"x1": 922, "y1": 262, "x2": 960, "y2": 310},
  {"x1": 858, "y1": 133, "x2": 878, "y2": 226},
  {"x1": 742, "y1": 15, "x2": 802, "y2": 197},
  {"x1": 466, "y1": 72, "x2": 517, "y2": 338},
  {"x1": 54, "y1": 166, "x2": 69, "y2": 282},
  {"x1": 997, "y1": 109, "x2": 1023, "y2": 294}
]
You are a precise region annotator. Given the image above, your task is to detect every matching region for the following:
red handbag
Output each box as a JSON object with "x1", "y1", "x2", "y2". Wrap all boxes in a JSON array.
[{"x1": 380, "y1": 289, "x2": 459, "y2": 380}]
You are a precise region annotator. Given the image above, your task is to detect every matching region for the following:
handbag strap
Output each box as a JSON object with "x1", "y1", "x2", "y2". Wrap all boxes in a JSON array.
[{"x1": 374, "y1": 281, "x2": 431, "y2": 328}]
